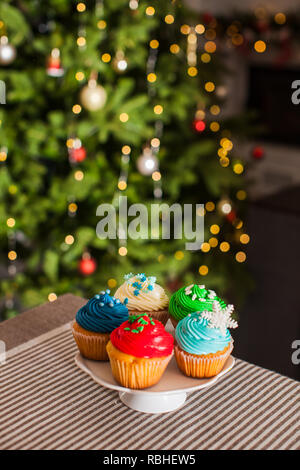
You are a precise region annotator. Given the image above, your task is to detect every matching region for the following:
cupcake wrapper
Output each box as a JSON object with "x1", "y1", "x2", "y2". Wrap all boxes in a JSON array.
[
  {"x1": 170, "y1": 316, "x2": 179, "y2": 328},
  {"x1": 175, "y1": 342, "x2": 233, "y2": 378},
  {"x1": 129, "y1": 309, "x2": 169, "y2": 326},
  {"x1": 107, "y1": 342, "x2": 172, "y2": 389},
  {"x1": 71, "y1": 321, "x2": 110, "y2": 361}
]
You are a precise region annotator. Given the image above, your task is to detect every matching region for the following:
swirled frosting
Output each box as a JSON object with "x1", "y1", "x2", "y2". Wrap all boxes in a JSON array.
[
  {"x1": 175, "y1": 312, "x2": 232, "y2": 355},
  {"x1": 114, "y1": 273, "x2": 169, "y2": 311},
  {"x1": 169, "y1": 284, "x2": 226, "y2": 321},
  {"x1": 110, "y1": 313, "x2": 174, "y2": 358},
  {"x1": 76, "y1": 290, "x2": 128, "y2": 333}
]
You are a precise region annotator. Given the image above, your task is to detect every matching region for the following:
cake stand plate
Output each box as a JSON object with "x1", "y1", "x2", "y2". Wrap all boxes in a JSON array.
[{"x1": 75, "y1": 353, "x2": 235, "y2": 414}]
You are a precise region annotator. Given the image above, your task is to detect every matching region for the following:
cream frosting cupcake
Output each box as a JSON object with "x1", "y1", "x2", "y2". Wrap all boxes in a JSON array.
[{"x1": 114, "y1": 273, "x2": 169, "y2": 325}]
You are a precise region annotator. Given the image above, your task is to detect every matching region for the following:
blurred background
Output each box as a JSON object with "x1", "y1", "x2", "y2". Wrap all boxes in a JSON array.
[{"x1": 0, "y1": 0, "x2": 299, "y2": 380}]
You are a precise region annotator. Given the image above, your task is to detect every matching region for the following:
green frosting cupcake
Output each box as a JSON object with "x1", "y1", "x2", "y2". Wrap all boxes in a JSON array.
[{"x1": 169, "y1": 284, "x2": 227, "y2": 322}]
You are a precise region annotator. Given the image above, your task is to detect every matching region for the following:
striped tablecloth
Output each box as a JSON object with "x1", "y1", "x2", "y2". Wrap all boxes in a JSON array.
[{"x1": 1, "y1": 322, "x2": 299, "y2": 450}]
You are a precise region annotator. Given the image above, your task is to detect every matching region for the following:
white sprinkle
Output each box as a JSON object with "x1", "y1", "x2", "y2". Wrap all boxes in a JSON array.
[
  {"x1": 186, "y1": 284, "x2": 194, "y2": 290},
  {"x1": 185, "y1": 290, "x2": 192, "y2": 296},
  {"x1": 198, "y1": 284, "x2": 205, "y2": 289},
  {"x1": 192, "y1": 294, "x2": 197, "y2": 301},
  {"x1": 199, "y1": 298, "x2": 206, "y2": 302}
]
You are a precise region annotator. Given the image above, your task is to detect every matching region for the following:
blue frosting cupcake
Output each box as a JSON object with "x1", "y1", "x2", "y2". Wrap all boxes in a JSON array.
[{"x1": 72, "y1": 290, "x2": 129, "y2": 360}]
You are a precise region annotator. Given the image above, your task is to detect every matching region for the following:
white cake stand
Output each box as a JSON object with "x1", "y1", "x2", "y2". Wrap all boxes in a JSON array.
[{"x1": 75, "y1": 353, "x2": 235, "y2": 414}]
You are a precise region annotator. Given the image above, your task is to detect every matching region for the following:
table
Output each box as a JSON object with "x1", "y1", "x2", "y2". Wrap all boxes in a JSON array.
[{"x1": 1, "y1": 295, "x2": 299, "y2": 450}]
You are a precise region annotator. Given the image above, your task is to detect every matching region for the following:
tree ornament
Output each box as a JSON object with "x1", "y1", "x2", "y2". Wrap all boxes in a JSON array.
[
  {"x1": 46, "y1": 48, "x2": 64, "y2": 77},
  {"x1": 226, "y1": 209, "x2": 236, "y2": 223},
  {"x1": 217, "y1": 197, "x2": 232, "y2": 215},
  {"x1": 136, "y1": 147, "x2": 158, "y2": 175},
  {"x1": 201, "y1": 301, "x2": 238, "y2": 336},
  {"x1": 0, "y1": 36, "x2": 16, "y2": 65},
  {"x1": 193, "y1": 119, "x2": 206, "y2": 133},
  {"x1": 78, "y1": 253, "x2": 97, "y2": 276},
  {"x1": 252, "y1": 146, "x2": 264, "y2": 160},
  {"x1": 68, "y1": 138, "x2": 86, "y2": 163},
  {"x1": 80, "y1": 77, "x2": 107, "y2": 111},
  {"x1": 112, "y1": 50, "x2": 128, "y2": 73}
]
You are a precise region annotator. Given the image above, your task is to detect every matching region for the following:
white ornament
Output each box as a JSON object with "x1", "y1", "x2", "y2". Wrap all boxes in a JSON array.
[
  {"x1": 136, "y1": 147, "x2": 158, "y2": 175},
  {"x1": 201, "y1": 300, "x2": 238, "y2": 336},
  {"x1": 0, "y1": 36, "x2": 16, "y2": 65},
  {"x1": 80, "y1": 79, "x2": 107, "y2": 111}
]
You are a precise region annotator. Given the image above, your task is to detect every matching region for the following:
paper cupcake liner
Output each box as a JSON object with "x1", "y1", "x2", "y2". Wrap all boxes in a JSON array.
[
  {"x1": 169, "y1": 315, "x2": 179, "y2": 328},
  {"x1": 106, "y1": 341, "x2": 172, "y2": 389},
  {"x1": 129, "y1": 309, "x2": 169, "y2": 326},
  {"x1": 71, "y1": 321, "x2": 110, "y2": 361},
  {"x1": 174, "y1": 342, "x2": 233, "y2": 378}
]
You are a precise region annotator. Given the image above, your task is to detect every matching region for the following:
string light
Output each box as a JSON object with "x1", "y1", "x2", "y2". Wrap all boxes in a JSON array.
[
  {"x1": 180, "y1": 24, "x2": 190, "y2": 35},
  {"x1": 72, "y1": 104, "x2": 82, "y2": 114},
  {"x1": 205, "y1": 81, "x2": 215, "y2": 92},
  {"x1": 6, "y1": 218, "x2": 15, "y2": 228},
  {"x1": 65, "y1": 235, "x2": 75, "y2": 245},
  {"x1": 101, "y1": 53, "x2": 111, "y2": 62},
  {"x1": 152, "y1": 171, "x2": 161, "y2": 181},
  {"x1": 165, "y1": 15, "x2": 174, "y2": 24},
  {"x1": 201, "y1": 53, "x2": 211, "y2": 63},
  {"x1": 118, "y1": 246, "x2": 127, "y2": 256},
  {"x1": 77, "y1": 2, "x2": 86, "y2": 12},
  {"x1": 107, "y1": 278, "x2": 117, "y2": 288},
  {"x1": 48, "y1": 293, "x2": 57, "y2": 302},
  {"x1": 210, "y1": 224, "x2": 220, "y2": 234},
  {"x1": 8, "y1": 250, "x2": 17, "y2": 260},
  {"x1": 195, "y1": 24, "x2": 205, "y2": 34},
  {"x1": 187, "y1": 66, "x2": 197, "y2": 77},
  {"x1": 75, "y1": 71, "x2": 85, "y2": 81},
  {"x1": 205, "y1": 201, "x2": 215, "y2": 211},
  {"x1": 209, "y1": 237, "x2": 218, "y2": 247},
  {"x1": 199, "y1": 265, "x2": 209, "y2": 275},
  {"x1": 170, "y1": 44, "x2": 180, "y2": 54},
  {"x1": 153, "y1": 104, "x2": 163, "y2": 114},
  {"x1": 74, "y1": 170, "x2": 84, "y2": 181},
  {"x1": 236, "y1": 251, "x2": 246, "y2": 262},
  {"x1": 77, "y1": 36, "x2": 86, "y2": 47},
  {"x1": 254, "y1": 40, "x2": 266, "y2": 53},
  {"x1": 220, "y1": 242, "x2": 230, "y2": 252},
  {"x1": 233, "y1": 162, "x2": 244, "y2": 174},
  {"x1": 204, "y1": 41, "x2": 216, "y2": 53},
  {"x1": 201, "y1": 242, "x2": 211, "y2": 253},
  {"x1": 150, "y1": 39, "x2": 159, "y2": 49},
  {"x1": 236, "y1": 190, "x2": 246, "y2": 200},
  {"x1": 274, "y1": 13, "x2": 286, "y2": 25},
  {"x1": 119, "y1": 112, "x2": 129, "y2": 122},
  {"x1": 97, "y1": 20, "x2": 106, "y2": 29},
  {"x1": 147, "y1": 72, "x2": 157, "y2": 83},
  {"x1": 174, "y1": 251, "x2": 184, "y2": 260},
  {"x1": 240, "y1": 234, "x2": 250, "y2": 244},
  {"x1": 145, "y1": 6, "x2": 155, "y2": 16},
  {"x1": 129, "y1": 0, "x2": 139, "y2": 10},
  {"x1": 210, "y1": 122, "x2": 220, "y2": 132}
]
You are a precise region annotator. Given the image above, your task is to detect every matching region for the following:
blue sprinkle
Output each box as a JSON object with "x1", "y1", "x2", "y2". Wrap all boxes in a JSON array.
[
  {"x1": 109, "y1": 302, "x2": 114, "y2": 307},
  {"x1": 99, "y1": 302, "x2": 104, "y2": 307},
  {"x1": 132, "y1": 282, "x2": 142, "y2": 289},
  {"x1": 100, "y1": 291, "x2": 105, "y2": 295},
  {"x1": 116, "y1": 299, "x2": 120, "y2": 304},
  {"x1": 106, "y1": 289, "x2": 111, "y2": 294},
  {"x1": 124, "y1": 298, "x2": 128, "y2": 305},
  {"x1": 148, "y1": 285, "x2": 153, "y2": 291},
  {"x1": 95, "y1": 294, "x2": 100, "y2": 299},
  {"x1": 133, "y1": 289, "x2": 140, "y2": 296}
]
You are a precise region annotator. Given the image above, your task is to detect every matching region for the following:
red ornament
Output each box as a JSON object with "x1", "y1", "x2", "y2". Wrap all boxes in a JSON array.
[
  {"x1": 193, "y1": 119, "x2": 206, "y2": 133},
  {"x1": 79, "y1": 254, "x2": 97, "y2": 276},
  {"x1": 47, "y1": 48, "x2": 64, "y2": 77},
  {"x1": 226, "y1": 210, "x2": 236, "y2": 223},
  {"x1": 69, "y1": 145, "x2": 87, "y2": 163},
  {"x1": 252, "y1": 146, "x2": 264, "y2": 160}
]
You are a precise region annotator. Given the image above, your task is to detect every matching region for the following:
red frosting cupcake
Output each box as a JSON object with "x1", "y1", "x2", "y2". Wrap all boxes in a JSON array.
[{"x1": 106, "y1": 313, "x2": 174, "y2": 389}]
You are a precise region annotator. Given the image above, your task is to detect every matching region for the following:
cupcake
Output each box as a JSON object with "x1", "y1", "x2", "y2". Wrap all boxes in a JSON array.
[
  {"x1": 72, "y1": 290, "x2": 128, "y2": 361},
  {"x1": 174, "y1": 300, "x2": 238, "y2": 378},
  {"x1": 169, "y1": 283, "x2": 227, "y2": 327},
  {"x1": 106, "y1": 313, "x2": 174, "y2": 389},
  {"x1": 114, "y1": 273, "x2": 169, "y2": 325}
]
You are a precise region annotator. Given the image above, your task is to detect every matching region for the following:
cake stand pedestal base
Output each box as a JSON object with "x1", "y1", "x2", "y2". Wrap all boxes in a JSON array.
[{"x1": 119, "y1": 390, "x2": 187, "y2": 414}]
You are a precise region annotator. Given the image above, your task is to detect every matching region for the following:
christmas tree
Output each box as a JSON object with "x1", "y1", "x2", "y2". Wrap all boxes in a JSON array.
[{"x1": 0, "y1": 0, "x2": 252, "y2": 320}]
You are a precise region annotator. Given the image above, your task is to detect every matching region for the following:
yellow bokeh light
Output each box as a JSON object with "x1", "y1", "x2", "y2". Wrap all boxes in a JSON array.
[
  {"x1": 187, "y1": 66, "x2": 198, "y2": 77},
  {"x1": 8, "y1": 250, "x2": 17, "y2": 261},
  {"x1": 170, "y1": 44, "x2": 180, "y2": 54},
  {"x1": 108, "y1": 278, "x2": 117, "y2": 288},
  {"x1": 68, "y1": 202, "x2": 78, "y2": 213},
  {"x1": 205, "y1": 28, "x2": 216, "y2": 40},
  {"x1": 232, "y1": 34, "x2": 244, "y2": 46},
  {"x1": 221, "y1": 138, "x2": 233, "y2": 150},
  {"x1": 199, "y1": 265, "x2": 209, "y2": 276},
  {"x1": 97, "y1": 20, "x2": 106, "y2": 29},
  {"x1": 118, "y1": 246, "x2": 128, "y2": 256},
  {"x1": 7, "y1": 218, "x2": 15, "y2": 228},
  {"x1": 254, "y1": 40, "x2": 266, "y2": 53},
  {"x1": 236, "y1": 251, "x2": 246, "y2": 263},
  {"x1": 205, "y1": 201, "x2": 215, "y2": 212},
  {"x1": 77, "y1": 2, "x2": 86, "y2": 12},
  {"x1": 48, "y1": 293, "x2": 57, "y2": 302},
  {"x1": 210, "y1": 105, "x2": 220, "y2": 115},
  {"x1": 195, "y1": 110, "x2": 205, "y2": 120},
  {"x1": 66, "y1": 138, "x2": 74, "y2": 148},
  {"x1": 201, "y1": 242, "x2": 211, "y2": 253},
  {"x1": 274, "y1": 12, "x2": 286, "y2": 25},
  {"x1": 201, "y1": 53, "x2": 211, "y2": 63},
  {"x1": 210, "y1": 224, "x2": 220, "y2": 235},
  {"x1": 119, "y1": 112, "x2": 129, "y2": 122},
  {"x1": 240, "y1": 234, "x2": 250, "y2": 244},
  {"x1": 65, "y1": 235, "x2": 74, "y2": 245},
  {"x1": 220, "y1": 157, "x2": 230, "y2": 167},
  {"x1": 0, "y1": 151, "x2": 7, "y2": 162},
  {"x1": 233, "y1": 163, "x2": 244, "y2": 174},
  {"x1": 72, "y1": 104, "x2": 82, "y2": 114},
  {"x1": 204, "y1": 41, "x2": 216, "y2": 53},
  {"x1": 195, "y1": 24, "x2": 205, "y2": 34},
  {"x1": 218, "y1": 148, "x2": 227, "y2": 158},
  {"x1": 147, "y1": 72, "x2": 157, "y2": 83},
  {"x1": 158, "y1": 254, "x2": 165, "y2": 262},
  {"x1": 181, "y1": 24, "x2": 190, "y2": 35},
  {"x1": 165, "y1": 15, "x2": 174, "y2": 24},
  {"x1": 220, "y1": 242, "x2": 230, "y2": 252},
  {"x1": 210, "y1": 121, "x2": 220, "y2": 132},
  {"x1": 150, "y1": 39, "x2": 159, "y2": 49},
  {"x1": 8, "y1": 185, "x2": 17, "y2": 195},
  {"x1": 209, "y1": 237, "x2": 218, "y2": 247},
  {"x1": 74, "y1": 170, "x2": 84, "y2": 181},
  {"x1": 175, "y1": 250, "x2": 184, "y2": 260},
  {"x1": 77, "y1": 36, "x2": 86, "y2": 47},
  {"x1": 102, "y1": 53, "x2": 111, "y2": 63},
  {"x1": 236, "y1": 190, "x2": 246, "y2": 200},
  {"x1": 205, "y1": 81, "x2": 215, "y2": 92},
  {"x1": 75, "y1": 71, "x2": 85, "y2": 81},
  {"x1": 118, "y1": 180, "x2": 127, "y2": 190},
  {"x1": 122, "y1": 145, "x2": 131, "y2": 155},
  {"x1": 146, "y1": 6, "x2": 155, "y2": 16},
  {"x1": 153, "y1": 104, "x2": 163, "y2": 114},
  {"x1": 152, "y1": 171, "x2": 161, "y2": 181},
  {"x1": 234, "y1": 219, "x2": 243, "y2": 230}
]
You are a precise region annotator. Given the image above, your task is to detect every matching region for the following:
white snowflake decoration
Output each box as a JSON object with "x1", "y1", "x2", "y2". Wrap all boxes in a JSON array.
[{"x1": 201, "y1": 300, "x2": 238, "y2": 336}]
